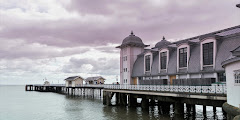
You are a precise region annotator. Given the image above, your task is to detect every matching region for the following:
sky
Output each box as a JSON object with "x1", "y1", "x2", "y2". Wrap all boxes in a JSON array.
[{"x1": 0, "y1": 0, "x2": 239, "y2": 85}]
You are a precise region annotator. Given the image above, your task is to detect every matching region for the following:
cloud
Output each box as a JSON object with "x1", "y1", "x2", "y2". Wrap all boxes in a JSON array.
[
  {"x1": 0, "y1": 0, "x2": 239, "y2": 84},
  {"x1": 62, "y1": 57, "x2": 119, "y2": 75},
  {"x1": 0, "y1": 38, "x2": 89, "y2": 59},
  {"x1": 0, "y1": 0, "x2": 239, "y2": 48}
]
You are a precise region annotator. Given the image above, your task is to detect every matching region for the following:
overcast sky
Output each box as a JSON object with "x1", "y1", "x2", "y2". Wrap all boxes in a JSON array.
[{"x1": 0, "y1": 0, "x2": 239, "y2": 85}]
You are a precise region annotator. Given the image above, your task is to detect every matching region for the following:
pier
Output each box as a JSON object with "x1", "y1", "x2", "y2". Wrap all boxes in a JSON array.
[{"x1": 26, "y1": 84, "x2": 227, "y2": 118}]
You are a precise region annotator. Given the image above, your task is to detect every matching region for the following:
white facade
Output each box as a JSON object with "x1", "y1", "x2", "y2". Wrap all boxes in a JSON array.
[
  {"x1": 120, "y1": 46, "x2": 144, "y2": 85},
  {"x1": 224, "y1": 60, "x2": 240, "y2": 108}
]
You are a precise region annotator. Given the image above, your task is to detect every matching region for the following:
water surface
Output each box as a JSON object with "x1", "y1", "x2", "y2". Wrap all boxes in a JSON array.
[{"x1": 0, "y1": 86, "x2": 225, "y2": 120}]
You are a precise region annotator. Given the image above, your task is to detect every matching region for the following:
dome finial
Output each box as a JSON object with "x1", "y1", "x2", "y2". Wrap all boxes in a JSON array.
[
  {"x1": 131, "y1": 31, "x2": 134, "y2": 35},
  {"x1": 162, "y1": 36, "x2": 165, "y2": 41}
]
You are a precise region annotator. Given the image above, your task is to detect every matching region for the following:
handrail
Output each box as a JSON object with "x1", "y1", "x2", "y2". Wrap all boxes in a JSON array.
[{"x1": 32, "y1": 84, "x2": 227, "y2": 94}]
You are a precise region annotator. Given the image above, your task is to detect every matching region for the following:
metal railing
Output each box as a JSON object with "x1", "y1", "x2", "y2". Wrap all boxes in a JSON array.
[
  {"x1": 77, "y1": 84, "x2": 227, "y2": 94},
  {"x1": 32, "y1": 84, "x2": 226, "y2": 94}
]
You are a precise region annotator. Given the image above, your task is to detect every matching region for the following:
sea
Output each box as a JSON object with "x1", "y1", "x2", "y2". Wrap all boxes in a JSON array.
[{"x1": 0, "y1": 85, "x2": 226, "y2": 120}]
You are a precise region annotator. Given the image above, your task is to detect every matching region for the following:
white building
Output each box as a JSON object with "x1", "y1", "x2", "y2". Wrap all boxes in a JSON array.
[
  {"x1": 116, "y1": 25, "x2": 240, "y2": 86},
  {"x1": 116, "y1": 31, "x2": 149, "y2": 85},
  {"x1": 222, "y1": 46, "x2": 240, "y2": 108},
  {"x1": 65, "y1": 76, "x2": 84, "y2": 87}
]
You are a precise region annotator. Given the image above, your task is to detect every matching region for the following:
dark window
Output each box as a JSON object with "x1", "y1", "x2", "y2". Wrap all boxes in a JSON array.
[
  {"x1": 160, "y1": 52, "x2": 167, "y2": 69},
  {"x1": 203, "y1": 42, "x2": 213, "y2": 65},
  {"x1": 179, "y1": 47, "x2": 187, "y2": 68},
  {"x1": 218, "y1": 72, "x2": 226, "y2": 82},
  {"x1": 163, "y1": 79, "x2": 168, "y2": 85},
  {"x1": 145, "y1": 55, "x2": 151, "y2": 71}
]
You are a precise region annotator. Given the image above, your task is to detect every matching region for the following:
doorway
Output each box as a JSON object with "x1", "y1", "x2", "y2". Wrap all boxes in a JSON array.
[{"x1": 169, "y1": 75, "x2": 176, "y2": 85}]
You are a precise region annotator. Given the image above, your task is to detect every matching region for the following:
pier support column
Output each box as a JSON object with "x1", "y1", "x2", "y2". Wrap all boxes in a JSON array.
[
  {"x1": 174, "y1": 102, "x2": 184, "y2": 120},
  {"x1": 103, "y1": 91, "x2": 107, "y2": 105},
  {"x1": 115, "y1": 92, "x2": 119, "y2": 105},
  {"x1": 186, "y1": 104, "x2": 191, "y2": 114},
  {"x1": 203, "y1": 105, "x2": 206, "y2": 116},
  {"x1": 120, "y1": 93, "x2": 127, "y2": 106},
  {"x1": 149, "y1": 99, "x2": 155, "y2": 106},
  {"x1": 174, "y1": 102, "x2": 184, "y2": 115},
  {"x1": 141, "y1": 96, "x2": 149, "y2": 109},
  {"x1": 128, "y1": 94, "x2": 137, "y2": 107},
  {"x1": 192, "y1": 104, "x2": 196, "y2": 117},
  {"x1": 106, "y1": 92, "x2": 112, "y2": 106},
  {"x1": 162, "y1": 102, "x2": 171, "y2": 115}
]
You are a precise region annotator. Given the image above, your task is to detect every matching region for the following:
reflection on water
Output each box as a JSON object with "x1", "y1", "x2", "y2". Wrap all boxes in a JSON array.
[{"x1": 0, "y1": 86, "x2": 226, "y2": 120}]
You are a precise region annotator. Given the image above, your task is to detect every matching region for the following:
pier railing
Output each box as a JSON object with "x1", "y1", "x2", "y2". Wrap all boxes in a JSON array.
[
  {"x1": 77, "y1": 84, "x2": 227, "y2": 94},
  {"x1": 31, "y1": 84, "x2": 226, "y2": 94}
]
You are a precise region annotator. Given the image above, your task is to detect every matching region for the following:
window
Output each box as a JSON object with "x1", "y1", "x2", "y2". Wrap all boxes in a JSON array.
[
  {"x1": 203, "y1": 42, "x2": 213, "y2": 65},
  {"x1": 160, "y1": 52, "x2": 167, "y2": 69},
  {"x1": 123, "y1": 56, "x2": 127, "y2": 61},
  {"x1": 234, "y1": 70, "x2": 240, "y2": 85},
  {"x1": 218, "y1": 72, "x2": 226, "y2": 82},
  {"x1": 179, "y1": 47, "x2": 187, "y2": 68},
  {"x1": 123, "y1": 68, "x2": 127, "y2": 72},
  {"x1": 145, "y1": 55, "x2": 151, "y2": 71}
]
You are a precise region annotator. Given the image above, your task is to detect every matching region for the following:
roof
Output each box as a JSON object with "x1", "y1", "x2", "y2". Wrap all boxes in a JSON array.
[
  {"x1": 172, "y1": 25, "x2": 240, "y2": 45},
  {"x1": 85, "y1": 76, "x2": 106, "y2": 82},
  {"x1": 116, "y1": 31, "x2": 149, "y2": 48},
  {"x1": 222, "y1": 56, "x2": 240, "y2": 68},
  {"x1": 231, "y1": 46, "x2": 240, "y2": 57},
  {"x1": 65, "y1": 76, "x2": 84, "y2": 81},
  {"x1": 132, "y1": 25, "x2": 240, "y2": 77},
  {"x1": 153, "y1": 36, "x2": 171, "y2": 49},
  {"x1": 222, "y1": 45, "x2": 240, "y2": 67}
]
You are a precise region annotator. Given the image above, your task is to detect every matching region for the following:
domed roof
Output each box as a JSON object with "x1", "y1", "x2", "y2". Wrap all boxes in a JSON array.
[
  {"x1": 122, "y1": 31, "x2": 144, "y2": 45},
  {"x1": 116, "y1": 31, "x2": 149, "y2": 48},
  {"x1": 155, "y1": 36, "x2": 171, "y2": 48}
]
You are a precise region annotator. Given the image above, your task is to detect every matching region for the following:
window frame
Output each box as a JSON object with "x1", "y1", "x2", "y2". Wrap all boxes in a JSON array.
[
  {"x1": 177, "y1": 44, "x2": 190, "y2": 71},
  {"x1": 234, "y1": 70, "x2": 240, "y2": 86},
  {"x1": 159, "y1": 49, "x2": 169, "y2": 72},
  {"x1": 160, "y1": 52, "x2": 167, "y2": 69},
  {"x1": 200, "y1": 38, "x2": 216, "y2": 70},
  {"x1": 144, "y1": 52, "x2": 152, "y2": 73}
]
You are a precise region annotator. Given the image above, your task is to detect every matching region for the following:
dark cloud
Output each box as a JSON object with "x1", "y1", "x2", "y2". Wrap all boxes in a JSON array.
[
  {"x1": 62, "y1": 57, "x2": 119, "y2": 75},
  {"x1": 0, "y1": 0, "x2": 239, "y2": 49}
]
